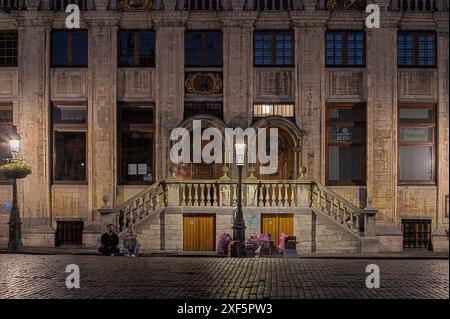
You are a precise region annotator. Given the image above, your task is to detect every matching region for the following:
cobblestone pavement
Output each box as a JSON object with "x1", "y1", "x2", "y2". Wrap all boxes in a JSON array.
[{"x1": 0, "y1": 254, "x2": 447, "y2": 299}]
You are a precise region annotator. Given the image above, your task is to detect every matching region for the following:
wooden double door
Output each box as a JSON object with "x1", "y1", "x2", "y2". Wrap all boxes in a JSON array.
[
  {"x1": 261, "y1": 214, "x2": 294, "y2": 245},
  {"x1": 183, "y1": 214, "x2": 216, "y2": 251}
]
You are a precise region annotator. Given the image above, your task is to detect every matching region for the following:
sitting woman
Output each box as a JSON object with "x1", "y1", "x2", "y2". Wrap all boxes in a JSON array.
[{"x1": 122, "y1": 225, "x2": 140, "y2": 257}]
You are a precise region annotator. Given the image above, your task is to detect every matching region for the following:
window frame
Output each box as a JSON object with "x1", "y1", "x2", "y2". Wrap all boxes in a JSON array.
[
  {"x1": 118, "y1": 102, "x2": 155, "y2": 185},
  {"x1": 185, "y1": 30, "x2": 223, "y2": 68},
  {"x1": 0, "y1": 104, "x2": 13, "y2": 185},
  {"x1": 51, "y1": 101, "x2": 88, "y2": 185},
  {"x1": 397, "y1": 31, "x2": 437, "y2": 68},
  {"x1": 325, "y1": 103, "x2": 366, "y2": 186},
  {"x1": 252, "y1": 103, "x2": 295, "y2": 120},
  {"x1": 50, "y1": 30, "x2": 89, "y2": 68},
  {"x1": 398, "y1": 104, "x2": 436, "y2": 186},
  {"x1": 0, "y1": 31, "x2": 18, "y2": 67},
  {"x1": 253, "y1": 30, "x2": 295, "y2": 67},
  {"x1": 183, "y1": 102, "x2": 224, "y2": 120},
  {"x1": 117, "y1": 29, "x2": 156, "y2": 68},
  {"x1": 325, "y1": 30, "x2": 366, "y2": 68}
]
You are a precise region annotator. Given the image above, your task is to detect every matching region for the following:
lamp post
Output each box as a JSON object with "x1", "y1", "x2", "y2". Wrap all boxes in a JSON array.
[
  {"x1": 233, "y1": 141, "x2": 246, "y2": 257},
  {"x1": 8, "y1": 126, "x2": 23, "y2": 251}
]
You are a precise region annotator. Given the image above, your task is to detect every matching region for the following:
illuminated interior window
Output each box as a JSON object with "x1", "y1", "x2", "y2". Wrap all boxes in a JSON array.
[{"x1": 253, "y1": 104, "x2": 294, "y2": 119}]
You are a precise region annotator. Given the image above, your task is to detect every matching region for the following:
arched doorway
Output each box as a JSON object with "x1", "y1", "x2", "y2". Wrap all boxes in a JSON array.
[
  {"x1": 173, "y1": 115, "x2": 226, "y2": 180},
  {"x1": 252, "y1": 117, "x2": 304, "y2": 180}
]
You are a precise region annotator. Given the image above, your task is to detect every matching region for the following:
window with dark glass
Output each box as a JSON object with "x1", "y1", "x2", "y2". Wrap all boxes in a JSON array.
[
  {"x1": 0, "y1": 32, "x2": 18, "y2": 67},
  {"x1": 52, "y1": 104, "x2": 87, "y2": 183},
  {"x1": 51, "y1": 31, "x2": 88, "y2": 67},
  {"x1": 398, "y1": 106, "x2": 436, "y2": 185},
  {"x1": 118, "y1": 30, "x2": 155, "y2": 67},
  {"x1": 119, "y1": 104, "x2": 154, "y2": 184},
  {"x1": 184, "y1": 102, "x2": 223, "y2": 120},
  {"x1": 185, "y1": 31, "x2": 222, "y2": 67},
  {"x1": 398, "y1": 31, "x2": 436, "y2": 67},
  {"x1": 0, "y1": 105, "x2": 13, "y2": 183},
  {"x1": 326, "y1": 31, "x2": 365, "y2": 67},
  {"x1": 254, "y1": 31, "x2": 293, "y2": 66},
  {"x1": 253, "y1": 104, "x2": 294, "y2": 120},
  {"x1": 326, "y1": 105, "x2": 365, "y2": 185}
]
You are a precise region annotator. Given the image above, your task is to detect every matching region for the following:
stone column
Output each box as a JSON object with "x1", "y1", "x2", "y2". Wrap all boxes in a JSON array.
[
  {"x1": 435, "y1": 14, "x2": 449, "y2": 230},
  {"x1": 433, "y1": 13, "x2": 449, "y2": 251},
  {"x1": 16, "y1": 13, "x2": 54, "y2": 245},
  {"x1": 366, "y1": 13, "x2": 400, "y2": 226},
  {"x1": 85, "y1": 13, "x2": 120, "y2": 228},
  {"x1": 293, "y1": 14, "x2": 328, "y2": 182},
  {"x1": 222, "y1": 14, "x2": 255, "y2": 128},
  {"x1": 154, "y1": 17, "x2": 186, "y2": 180}
]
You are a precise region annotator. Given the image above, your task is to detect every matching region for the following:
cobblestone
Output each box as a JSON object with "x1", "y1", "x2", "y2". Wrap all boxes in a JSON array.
[{"x1": 0, "y1": 254, "x2": 448, "y2": 299}]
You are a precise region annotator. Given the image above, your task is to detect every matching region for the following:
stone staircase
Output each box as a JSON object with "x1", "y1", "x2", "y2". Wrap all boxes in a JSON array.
[{"x1": 111, "y1": 179, "x2": 377, "y2": 254}]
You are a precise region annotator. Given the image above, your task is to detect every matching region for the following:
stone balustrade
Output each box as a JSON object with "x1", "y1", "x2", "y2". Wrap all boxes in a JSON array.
[
  {"x1": 111, "y1": 178, "x2": 365, "y2": 236},
  {"x1": 1, "y1": 0, "x2": 26, "y2": 10},
  {"x1": 390, "y1": 0, "x2": 448, "y2": 11},
  {"x1": 244, "y1": 0, "x2": 296, "y2": 10}
]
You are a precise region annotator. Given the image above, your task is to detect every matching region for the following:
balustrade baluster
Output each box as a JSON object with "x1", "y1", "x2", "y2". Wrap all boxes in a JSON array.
[
  {"x1": 212, "y1": 183, "x2": 218, "y2": 206},
  {"x1": 200, "y1": 184, "x2": 205, "y2": 206},
  {"x1": 232, "y1": 184, "x2": 237, "y2": 206},
  {"x1": 277, "y1": 184, "x2": 282, "y2": 207},
  {"x1": 187, "y1": 184, "x2": 193, "y2": 206},
  {"x1": 283, "y1": 184, "x2": 289, "y2": 206}
]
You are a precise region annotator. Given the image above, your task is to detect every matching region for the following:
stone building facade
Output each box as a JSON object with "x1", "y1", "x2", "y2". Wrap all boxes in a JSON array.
[{"x1": 0, "y1": 0, "x2": 448, "y2": 253}]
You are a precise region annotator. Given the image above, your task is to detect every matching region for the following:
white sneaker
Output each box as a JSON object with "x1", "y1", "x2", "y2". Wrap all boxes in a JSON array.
[{"x1": 131, "y1": 254, "x2": 136, "y2": 257}]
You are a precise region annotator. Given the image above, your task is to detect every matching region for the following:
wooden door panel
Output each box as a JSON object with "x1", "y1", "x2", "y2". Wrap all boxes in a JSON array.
[
  {"x1": 183, "y1": 215, "x2": 215, "y2": 251},
  {"x1": 261, "y1": 214, "x2": 294, "y2": 245}
]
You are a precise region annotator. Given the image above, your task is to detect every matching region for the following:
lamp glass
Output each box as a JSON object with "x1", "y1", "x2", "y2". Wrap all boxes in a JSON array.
[
  {"x1": 235, "y1": 142, "x2": 246, "y2": 166},
  {"x1": 9, "y1": 139, "x2": 20, "y2": 154}
]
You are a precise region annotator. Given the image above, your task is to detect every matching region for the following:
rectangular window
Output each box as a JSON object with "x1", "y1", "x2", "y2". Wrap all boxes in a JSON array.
[
  {"x1": 119, "y1": 104, "x2": 154, "y2": 185},
  {"x1": 185, "y1": 31, "x2": 222, "y2": 67},
  {"x1": 0, "y1": 105, "x2": 13, "y2": 183},
  {"x1": 254, "y1": 31, "x2": 293, "y2": 66},
  {"x1": 326, "y1": 31, "x2": 365, "y2": 67},
  {"x1": 118, "y1": 30, "x2": 155, "y2": 67},
  {"x1": 51, "y1": 31, "x2": 88, "y2": 67},
  {"x1": 184, "y1": 102, "x2": 223, "y2": 120},
  {"x1": 326, "y1": 105, "x2": 365, "y2": 185},
  {"x1": 398, "y1": 106, "x2": 436, "y2": 185},
  {"x1": 253, "y1": 104, "x2": 294, "y2": 119},
  {"x1": 52, "y1": 103, "x2": 87, "y2": 183},
  {"x1": 398, "y1": 31, "x2": 436, "y2": 67},
  {"x1": 0, "y1": 32, "x2": 18, "y2": 67}
]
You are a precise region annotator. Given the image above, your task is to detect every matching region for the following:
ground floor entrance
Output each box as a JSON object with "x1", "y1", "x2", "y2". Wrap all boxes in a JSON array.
[
  {"x1": 261, "y1": 214, "x2": 294, "y2": 245},
  {"x1": 183, "y1": 214, "x2": 216, "y2": 251}
]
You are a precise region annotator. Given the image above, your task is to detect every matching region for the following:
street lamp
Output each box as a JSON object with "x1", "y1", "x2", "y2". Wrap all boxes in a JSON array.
[
  {"x1": 233, "y1": 141, "x2": 246, "y2": 257},
  {"x1": 8, "y1": 126, "x2": 23, "y2": 251}
]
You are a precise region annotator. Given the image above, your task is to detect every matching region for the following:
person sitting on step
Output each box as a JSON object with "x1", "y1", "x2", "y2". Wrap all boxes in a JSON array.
[{"x1": 98, "y1": 224, "x2": 120, "y2": 256}]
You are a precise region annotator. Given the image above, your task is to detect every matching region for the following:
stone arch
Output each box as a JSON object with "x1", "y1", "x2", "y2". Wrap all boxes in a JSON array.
[
  {"x1": 173, "y1": 115, "x2": 227, "y2": 180},
  {"x1": 251, "y1": 116, "x2": 305, "y2": 180}
]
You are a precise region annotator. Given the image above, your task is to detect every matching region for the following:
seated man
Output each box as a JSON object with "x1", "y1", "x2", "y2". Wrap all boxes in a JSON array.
[{"x1": 98, "y1": 224, "x2": 120, "y2": 256}]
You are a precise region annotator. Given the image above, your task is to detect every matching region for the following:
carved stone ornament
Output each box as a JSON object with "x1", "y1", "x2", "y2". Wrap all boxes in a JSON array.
[
  {"x1": 185, "y1": 73, "x2": 223, "y2": 95},
  {"x1": 326, "y1": 0, "x2": 365, "y2": 10},
  {"x1": 120, "y1": 0, "x2": 154, "y2": 10}
]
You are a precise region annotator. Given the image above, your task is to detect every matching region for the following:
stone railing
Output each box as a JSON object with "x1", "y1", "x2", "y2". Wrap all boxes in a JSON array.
[
  {"x1": 115, "y1": 181, "x2": 166, "y2": 232},
  {"x1": 390, "y1": 0, "x2": 448, "y2": 11},
  {"x1": 47, "y1": 0, "x2": 92, "y2": 10},
  {"x1": 244, "y1": 0, "x2": 297, "y2": 10},
  {"x1": 110, "y1": 178, "x2": 364, "y2": 235},
  {"x1": 1, "y1": 0, "x2": 26, "y2": 10},
  {"x1": 177, "y1": 0, "x2": 231, "y2": 10}
]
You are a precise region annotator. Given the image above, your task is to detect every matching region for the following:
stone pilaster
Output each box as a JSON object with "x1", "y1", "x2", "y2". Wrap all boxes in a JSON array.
[
  {"x1": 16, "y1": 13, "x2": 52, "y2": 231},
  {"x1": 293, "y1": 15, "x2": 327, "y2": 182},
  {"x1": 154, "y1": 19, "x2": 186, "y2": 180},
  {"x1": 85, "y1": 13, "x2": 120, "y2": 226},
  {"x1": 222, "y1": 16, "x2": 255, "y2": 128},
  {"x1": 366, "y1": 13, "x2": 400, "y2": 225},
  {"x1": 435, "y1": 14, "x2": 449, "y2": 230}
]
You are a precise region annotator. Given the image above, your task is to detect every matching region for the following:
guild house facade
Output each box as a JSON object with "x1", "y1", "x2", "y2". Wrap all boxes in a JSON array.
[{"x1": 0, "y1": 0, "x2": 448, "y2": 253}]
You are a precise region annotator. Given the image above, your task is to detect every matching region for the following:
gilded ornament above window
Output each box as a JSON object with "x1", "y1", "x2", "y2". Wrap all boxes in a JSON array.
[
  {"x1": 120, "y1": 0, "x2": 154, "y2": 10},
  {"x1": 185, "y1": 73, "x2": 223, "y2": 95}
]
